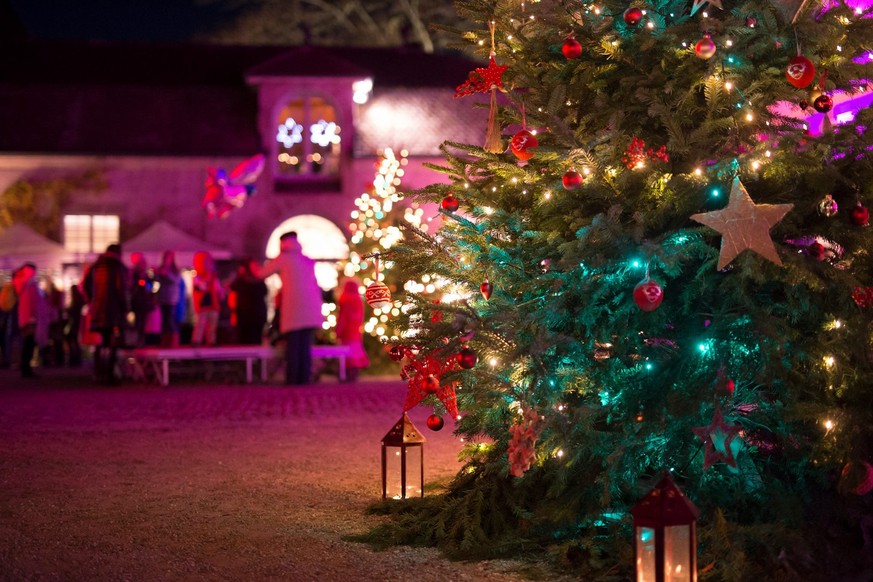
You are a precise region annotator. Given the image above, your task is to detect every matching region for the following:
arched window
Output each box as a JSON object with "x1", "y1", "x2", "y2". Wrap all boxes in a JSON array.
[
  {"x1": 275, "y1": 96, "x2": 341, "y2": 178},
  {"x1": 266, "y1": 214, "x2": 348, "y2": 291}
]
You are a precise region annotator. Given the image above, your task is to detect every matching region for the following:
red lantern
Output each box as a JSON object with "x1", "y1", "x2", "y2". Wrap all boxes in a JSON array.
[
  {"x1": 441, "y1": 194, "x2": 459, "y2": 212},
  {"x1": 694, "y1": 34, "x2": 716, "y2": 60},
  {"x1": 510, "y1": 130, "x2": 538, "y2": 161},
  {"x1": 426, "y1": 414, "x2": 445, "y2": 431},
  {"x1": 624, "y1": 7, "x2": 643, "y2": 25},
  {"x1": 480, "y1": 279, "x2": 493, "y2": 300},
  {"x1": 786, "y1": 55, "x2": 815, "y2": 89},
  {"x1": 631, "y1": 474, "x2": 699, "y2": 582},
  {"x1": 850, "y1": 202, "x2": 870, "y2": 226},
  {"x1": 562, "y1": 169, "x2": 584, "y2": 190},
  {"x1": 562, "y1": 37, "x2": 582, "y2": 59},
  {"x1": 633, "y1": 278, "x2": 664, "y2": 312},
  {"x1": 457, "y1": 346, "x2": 478, "y2": 369}
]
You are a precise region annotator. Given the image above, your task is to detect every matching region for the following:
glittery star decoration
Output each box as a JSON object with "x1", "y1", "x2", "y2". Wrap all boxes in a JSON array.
[
  {"x1": 692, "y1": 408, "x2": 742, "y2": 471},
  {"x1": 690, "y1": 177, "x2": 793, "y2": 270},
  {"x1": 399, "y1": 349, "x2": 459, "y2": 418},
  {"x1": 454, "y1": 56, "x2": 508, "y2": 98},
  {"x1": 690, "y1": 0, "x2": 723, "y2": 16}
]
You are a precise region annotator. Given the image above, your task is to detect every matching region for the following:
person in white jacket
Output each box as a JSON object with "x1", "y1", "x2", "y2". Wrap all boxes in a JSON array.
[{"x1": 259, "y1": 232, "x2": 323, "y2": 385}]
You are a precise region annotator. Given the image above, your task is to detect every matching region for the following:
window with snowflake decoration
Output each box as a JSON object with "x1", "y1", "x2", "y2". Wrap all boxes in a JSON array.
[{"x1": 275, "y1": 96, "x2": 341, "y2": 178}]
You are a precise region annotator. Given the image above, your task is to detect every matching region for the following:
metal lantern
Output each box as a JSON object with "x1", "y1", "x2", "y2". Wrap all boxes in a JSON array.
[
  {"x1": 381, "y1": 412, "x2": 426, "y2": 500},
  {"x1": 630, "y1": 474, "x2": 700, "y2": 582}
]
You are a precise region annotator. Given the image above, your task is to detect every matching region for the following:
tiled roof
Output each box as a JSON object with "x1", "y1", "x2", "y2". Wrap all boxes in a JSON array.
[{"x1": 0, "y1": 41, "x2": 483, "y2": 156}]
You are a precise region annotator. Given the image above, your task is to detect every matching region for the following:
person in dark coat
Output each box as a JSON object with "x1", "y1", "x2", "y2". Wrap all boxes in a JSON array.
[
  {"x1": 83, "y1": 243, "x2": 129, "y2": 384},
  {"x1": 228, "y1": 258, "x2": 268, "y2": 345}
]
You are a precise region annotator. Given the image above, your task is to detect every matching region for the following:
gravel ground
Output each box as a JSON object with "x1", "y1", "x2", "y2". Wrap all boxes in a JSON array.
[{"x1": 0, "y1": 367, "x2": 546, "y2": 582}]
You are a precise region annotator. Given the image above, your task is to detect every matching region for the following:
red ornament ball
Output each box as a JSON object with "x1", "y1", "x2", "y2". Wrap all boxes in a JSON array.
[
  {"x1": 786, "y1": 55, "x2": 815, "y2": 89},
  {"x1": 813, "y1": 94, "x2": 833, "y2": 113},
  {"x1": 623, "y1": 7, "x2": 643, "y2": 25},
  {"x1": 850, "y1": 203, "x2": 870, "y2": 226},
  {"x1": 426, "y1": 414, "x2": 445, "y2": 431},
  {"x1": 695, "y1": 35, "x2": 716, "y2": 60},
  {"x1": 422, "y1": 374, "x2": 440, "y2": 394},
  {"x1": 480, "y1": 279, "x2": 493, "y2": 300},
  {"x1": 841, "y1": 461, "x2": 873, "y2": 495},
  {"x1": 365, "y1": 281, "x2": 392, "y2": 310},
  {"x1": 809, "y1": 242, "x2": 827, "y2": 261},
  {"x1": 457, "y1": 346, "x2": 478, "y2": 369},
  {"x1": 799, "y1": 99, "x2": 809, "y2": 111},
  {"x1": 388, "y1": 346, "x2": 404, "y2": 362},
  {"x1": 562, "y1": 169, "x2": 584, "y2": 190},
  {"x1": 562, "y1": 37, "x2": 582, "y2": 59},
  {"x1": 441, "y1": 193, "x2": 459, "y2": 212},
  {"x1": 726, "y1": 379, "x2": 736, "y2": 394},
  {"x1": 510, "y1": 130, "x2": 538, "y2": 161},
  {"x1": 633, "y1": 279, "x2": 664, "y2": 312}
]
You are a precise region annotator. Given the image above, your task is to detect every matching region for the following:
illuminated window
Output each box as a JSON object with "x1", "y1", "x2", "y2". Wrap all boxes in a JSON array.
[
  {"x1": 63, "y1": 214, "x2": 119, "y2": 253},
  {"x1": 275, "y1": 96, "x2": 341, "y2": 178}
]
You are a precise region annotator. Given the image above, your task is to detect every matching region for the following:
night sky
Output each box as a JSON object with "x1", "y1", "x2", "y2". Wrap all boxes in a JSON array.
[{"x1": 9, "y1": 0, "x2": 235, "y2": 42}]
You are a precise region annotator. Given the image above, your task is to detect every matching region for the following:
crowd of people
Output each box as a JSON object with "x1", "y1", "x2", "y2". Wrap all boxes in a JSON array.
[{"x1": 0, "y1": 231, "x2": 369, "y2": 385}]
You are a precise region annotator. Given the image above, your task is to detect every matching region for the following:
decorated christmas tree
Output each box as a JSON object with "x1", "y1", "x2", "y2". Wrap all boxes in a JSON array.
[{"x1": 371, "y1": 0, "x2": 873, "y2": 578}]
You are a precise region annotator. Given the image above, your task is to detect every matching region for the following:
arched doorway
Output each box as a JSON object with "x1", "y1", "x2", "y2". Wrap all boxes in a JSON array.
[{"x1": 265, "y1": 214, "x2": 349, "y2": 291}]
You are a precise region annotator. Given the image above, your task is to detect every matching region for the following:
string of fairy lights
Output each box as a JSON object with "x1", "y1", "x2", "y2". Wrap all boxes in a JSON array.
[{"x1": 443, "y1": 1, "x2": 873, "y2": 450}]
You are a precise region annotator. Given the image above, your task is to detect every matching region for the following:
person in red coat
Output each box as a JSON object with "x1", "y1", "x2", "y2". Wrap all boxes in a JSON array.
[{"x1": 334, "y1": 278, "x2": 369, "y2": 382}]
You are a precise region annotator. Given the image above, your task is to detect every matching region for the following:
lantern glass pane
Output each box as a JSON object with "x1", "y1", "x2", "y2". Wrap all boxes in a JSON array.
[
  {"x1": 384, "y1": 445, "x2": 404, "y2": 499},
  {"x1": 664, "y1": 525, "x2": 691, "y2": 582},
  {"x1": 636, "y1": 526, "x2": 656, "y2": 582},
  {"x1": 405, "y1": 446, "x2": 423, "y2": 497}
]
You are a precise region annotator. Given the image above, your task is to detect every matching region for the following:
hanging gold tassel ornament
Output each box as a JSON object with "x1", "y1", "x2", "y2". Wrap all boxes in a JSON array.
[{"x1": 454, "y1": 21, "x2": 508, "y2": 154}]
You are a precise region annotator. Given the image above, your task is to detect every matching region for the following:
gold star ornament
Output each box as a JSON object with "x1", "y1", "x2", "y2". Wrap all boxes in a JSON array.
[{"x1": 690, "y1": 177, "x2": 793, "y2": 270}]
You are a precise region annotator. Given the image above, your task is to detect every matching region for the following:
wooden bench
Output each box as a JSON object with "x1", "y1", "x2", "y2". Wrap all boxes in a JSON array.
[{"x1": 122, "y1": 344, "x2": 353, "y2": 386}]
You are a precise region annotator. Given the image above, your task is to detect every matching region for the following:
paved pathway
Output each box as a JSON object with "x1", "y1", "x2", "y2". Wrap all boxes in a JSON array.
[{"x1": 0, "y1": 368, "x2": 535, "y2": 581}]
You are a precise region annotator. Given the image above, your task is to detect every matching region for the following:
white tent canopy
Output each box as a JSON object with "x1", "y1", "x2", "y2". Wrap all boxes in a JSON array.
[
  {"x1": 0, "y1": 223, "x2": 72, "y2": 273},
  {"x1": 123, "y1": 220, "x2": 232, "y2": 269}
]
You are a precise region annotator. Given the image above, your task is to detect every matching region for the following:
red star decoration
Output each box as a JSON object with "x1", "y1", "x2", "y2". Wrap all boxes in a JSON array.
[
  {"x1": 396, "y1": 347, "x2": 459, "y2": 418},
  {"x1": 455, "y1": 56, "x2": 508, "y2": 97},
  {"x1": 692, "y1": 408, "x2": 742, "y2": 471}
]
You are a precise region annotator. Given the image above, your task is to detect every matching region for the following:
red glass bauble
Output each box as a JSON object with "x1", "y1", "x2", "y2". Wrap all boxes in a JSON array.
[
  {"x1": 457, "y1": 346, "x2": 478, "y2": 369},
  {"x1": 480, "y1": 279, "x2": 493, "y2": 300},
  {"x1": 841, "y1": 461, "x2": 873, "y2": 495},
  {"x1": 799, "y1": 99, "x2": 809, "y2": 111},
  {"x1": 422, "y1": 375, "x2": 440, "y2": 394},
  {"x1": 623, "y1": 7, "x2": 643, "y2": 25},
  {"x1": 809, "y1": 242, "x2": 827, "y2": 261},
  {"x1": 695, "y1": 35, "x2": 716, "y2": 60},
  {"x1": 633, "y1": 279, "x2": 664, "y2": 311},
  {"x1": 726, "y1": 379, "x2": 736, "y2": 394},
  {"x1": 365, "y1": 281, "x2": 392, "y2": 310},
  {"x1": 441, "y1": 194, "x2": 459, "y2": 212},
  {"x1": 510, "y1": 130, "x2": 538, "y2": 161},
  {"x1": 388, "y1": 346, "x2": 404, "y2": 362},
  {"x1": 851, "y1": 203, "x2": 870, "y2": 226},
  {"x1": 562, "y1": 169, "x2": 584, "y2": 190},
  {"x1": 562, "y1": 38, "x2": 582, "y2": 59},
  {"x1": 786, "y1": 55, "x2": 815, "y2": 89},
  {"x1": 813, "y1": 94, "x2": 833, "y2": 113},
  {"x1": 426, "y1": 414, "x2": 445, "y2": 431}
]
